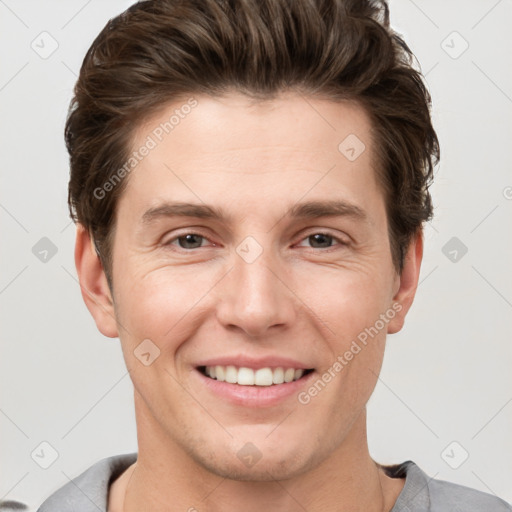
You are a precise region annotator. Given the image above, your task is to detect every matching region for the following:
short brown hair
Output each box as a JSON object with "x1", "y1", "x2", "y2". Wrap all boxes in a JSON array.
[{"x1": 66, "y1": 0, "x2": 439, "y2": 288}]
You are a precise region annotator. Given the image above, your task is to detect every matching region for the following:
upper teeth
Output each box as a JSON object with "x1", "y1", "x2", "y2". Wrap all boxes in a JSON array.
[{"x1": 204, "y1": 366, "x2": 305, "y2": 386}]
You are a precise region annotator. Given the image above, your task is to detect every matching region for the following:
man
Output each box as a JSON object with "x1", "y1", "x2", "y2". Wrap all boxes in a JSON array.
[{"x1": 35, "y1": 0, "x2": 511, "y2": 510}]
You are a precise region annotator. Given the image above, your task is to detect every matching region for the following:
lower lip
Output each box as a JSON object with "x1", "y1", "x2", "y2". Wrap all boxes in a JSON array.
[{"x1": 194, "y1": 368, "x2": 316, "y2": 407}]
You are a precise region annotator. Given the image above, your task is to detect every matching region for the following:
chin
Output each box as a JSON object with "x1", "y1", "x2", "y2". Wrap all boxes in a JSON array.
[
  {"x1": 183, "y1": 433, "x2": 322, "y2": 482},
  {"x1": 196, "y1": 453, "x2": 313, "y2": 482}
]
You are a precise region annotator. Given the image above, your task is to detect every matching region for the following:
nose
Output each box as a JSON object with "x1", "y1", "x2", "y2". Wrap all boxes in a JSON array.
[{"x1": 215, "y1": 241, "x2": 297, "y2": 339}]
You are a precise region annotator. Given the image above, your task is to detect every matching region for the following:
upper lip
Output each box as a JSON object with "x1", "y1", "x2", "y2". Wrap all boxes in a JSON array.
[{"x1": 195, "y1": 355, "x2": 314, "y2": 370}]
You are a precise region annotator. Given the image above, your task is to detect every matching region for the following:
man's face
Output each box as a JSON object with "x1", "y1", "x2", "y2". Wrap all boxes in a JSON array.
[{"x1": 104, "y1": 92, "x2": 410, "y2": 479}]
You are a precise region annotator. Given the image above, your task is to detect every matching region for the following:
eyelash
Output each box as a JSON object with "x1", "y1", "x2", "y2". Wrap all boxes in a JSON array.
[{"x1": 162, "y1": 230, "x2": 349, "y2": 252}]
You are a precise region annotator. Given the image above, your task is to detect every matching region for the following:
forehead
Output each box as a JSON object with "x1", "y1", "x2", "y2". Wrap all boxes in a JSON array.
[
  {"x1": 120, "y1": 92, "x2": 382, "y2": 221},
  {"x1": 135, "y1": 92, "x2": 374, "y2": 160}
]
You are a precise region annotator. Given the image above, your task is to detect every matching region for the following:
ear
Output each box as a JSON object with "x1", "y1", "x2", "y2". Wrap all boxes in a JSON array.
[
  {"x1": 74, "y1": 224, "x2": 119, "y2": 338},
  {"x1": 387, "y1": 230, "x2": 424, "y2": 334}
]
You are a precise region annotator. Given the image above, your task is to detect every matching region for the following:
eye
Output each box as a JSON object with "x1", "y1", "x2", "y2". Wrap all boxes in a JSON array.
[
  {"x1": 162, "y1": 231, "x2": 347, "y2": 251},
  {"x1": 296, "y1": 232, "x2": 348, "y2": 250},
  {"x1": 165, "y1": 233, "x2": 212, "y2": 250}
]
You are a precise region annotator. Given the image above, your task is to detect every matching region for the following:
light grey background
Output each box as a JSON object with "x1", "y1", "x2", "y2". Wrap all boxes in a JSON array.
[{"x1": 1, "y1": 0, "x2": 511, "y2": 508}]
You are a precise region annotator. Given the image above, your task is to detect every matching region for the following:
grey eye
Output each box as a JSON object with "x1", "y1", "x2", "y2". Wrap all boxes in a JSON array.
[
  {"x1": 175, "y1": 234, "x2": 205, "y2": 249},
  {"x1": 306, "y1": 233, "x2": 334, "y2": 248}
]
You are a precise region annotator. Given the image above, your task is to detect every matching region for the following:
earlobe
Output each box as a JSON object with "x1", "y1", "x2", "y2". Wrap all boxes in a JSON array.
[
  {"x1": 387, "y1": 230, "x2": 424, "y2": 335},
  {"x1": 74, "y1": 224, "x2": 119, "y2": 338}
]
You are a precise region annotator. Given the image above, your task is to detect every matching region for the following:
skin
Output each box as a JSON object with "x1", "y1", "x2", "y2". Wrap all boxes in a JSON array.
[{"x1": 75, "y1": 91, "x2": 423, "y2": 511}]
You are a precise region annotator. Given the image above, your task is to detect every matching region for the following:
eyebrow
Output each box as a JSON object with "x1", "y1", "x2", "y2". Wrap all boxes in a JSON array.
[{"x1": 140, "y1": 199, "x2": 367, "y2": 225}]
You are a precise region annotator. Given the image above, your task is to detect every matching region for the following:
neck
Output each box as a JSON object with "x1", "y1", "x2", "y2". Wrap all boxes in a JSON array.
[{"x1": 116, "y1": 394, "x2": 402, "y2": 512}]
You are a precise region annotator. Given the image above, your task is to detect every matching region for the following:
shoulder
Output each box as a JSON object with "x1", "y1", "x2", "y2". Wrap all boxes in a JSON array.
[
  {"x1": 428, "y1": 475, "x2": 512, "y2": 511},
  {"x1": 384, "y1": 460, "x2": 512, "y2": 512},
  {"x1": 36, "y1": 452, "x2": 137, "y2": 512}
]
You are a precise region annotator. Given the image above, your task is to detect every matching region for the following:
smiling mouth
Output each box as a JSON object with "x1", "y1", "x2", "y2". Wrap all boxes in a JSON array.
[{"x1": 197, "y1": 365, "x2": 314, "y2": 386}]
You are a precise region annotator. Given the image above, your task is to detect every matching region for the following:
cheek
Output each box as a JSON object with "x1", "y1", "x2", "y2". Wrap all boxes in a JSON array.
[
  {"x1": 113, "y1": 265, "x2": 217, "y2": 349},
  {"x1": 294, "y1": 264, "x2": 393, "y2": 340},
  {"x1": 113, "y1": 269, "x2": 203, "y2": 400},
  {"x1": 293, "y1": 265, "x2": 391, "y2": 397}
]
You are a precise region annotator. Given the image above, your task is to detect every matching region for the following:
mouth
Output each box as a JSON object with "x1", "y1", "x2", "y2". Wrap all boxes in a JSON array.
[{"x1": 197, "y1": 365, "x2": 314, "y2": 386}]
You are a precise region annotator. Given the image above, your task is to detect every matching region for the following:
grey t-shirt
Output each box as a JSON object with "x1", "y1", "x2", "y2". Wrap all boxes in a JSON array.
[{"x1": 33, "y1": 453, "x2": 511, "y2": 511}]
